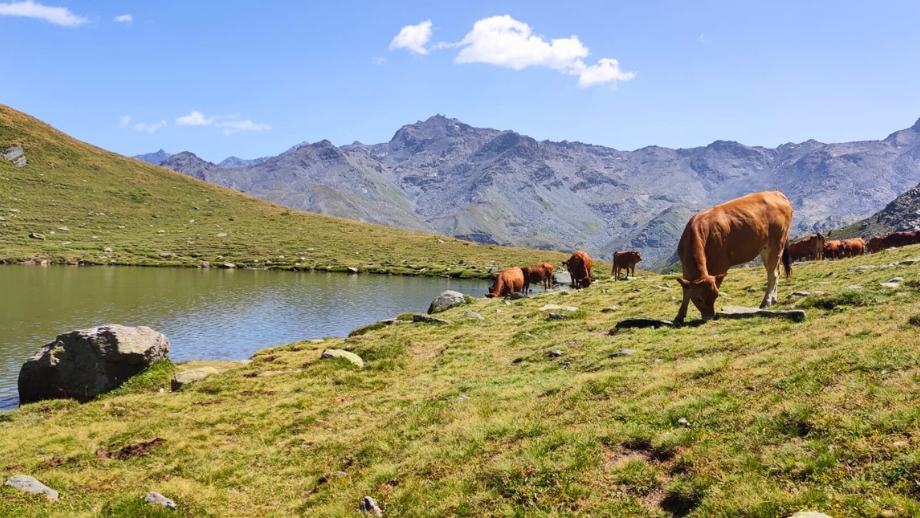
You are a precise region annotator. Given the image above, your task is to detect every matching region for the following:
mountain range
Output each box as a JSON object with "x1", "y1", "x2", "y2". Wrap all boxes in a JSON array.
[{"x1": 143, "y1": 115, "x2": 920, "y2": 268}]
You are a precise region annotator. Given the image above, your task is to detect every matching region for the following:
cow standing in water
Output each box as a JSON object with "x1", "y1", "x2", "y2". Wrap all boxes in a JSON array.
[
  {"x1": 562, "y1": 251, "x2": 594, "y2": 289},
  {"x1": 486, "y1": 267, "x2": 525, "y2": 298},
  {"x1": 675, "y1": 190, "x2": 793, "y2": 323},
  {"x1": 522, "y1": 262, "x2": 554, "y2": 293}
]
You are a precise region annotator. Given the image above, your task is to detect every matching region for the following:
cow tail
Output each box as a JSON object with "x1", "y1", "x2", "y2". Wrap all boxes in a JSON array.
[{"x1": 782, "y1": 244, "x2": 792, "y2": 280}]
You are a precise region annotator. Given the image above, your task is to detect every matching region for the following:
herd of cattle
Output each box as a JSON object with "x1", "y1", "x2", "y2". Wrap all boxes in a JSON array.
[
  {"x1": 787, "y1": 229, "x2": 920, "y2": 262},
  {"x1": 486, "y1": 189, "x2": 920, "y2": 322}
]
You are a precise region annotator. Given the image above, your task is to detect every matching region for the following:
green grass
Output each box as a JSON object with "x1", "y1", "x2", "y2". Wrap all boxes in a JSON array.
[
  {"x1": 0, "y1": 104, "x2": 591, "y2": 278},
  {"x1": 4, "y1": 244, "x2": 920, "y2": 516}
]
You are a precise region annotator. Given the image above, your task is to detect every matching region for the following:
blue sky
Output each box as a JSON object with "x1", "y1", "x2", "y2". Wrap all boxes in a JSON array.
[{"x1": 1, "y1": 1, "x2": 918, "y2": 163}]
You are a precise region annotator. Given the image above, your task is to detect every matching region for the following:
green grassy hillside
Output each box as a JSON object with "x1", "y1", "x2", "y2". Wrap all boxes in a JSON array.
[
  {"x1": 3, "y1": 245, "x2": 920, "y2": 516},
  {"x1": 0, "y1": 104, "x2": 584, "y2": 277}
]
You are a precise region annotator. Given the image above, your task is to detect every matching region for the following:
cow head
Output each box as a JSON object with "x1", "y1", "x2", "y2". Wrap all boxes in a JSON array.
[
  {"x1": 635, "y1": 251, "x2": 643, "y2": 262},
  {"x1": 677, "y1": 273, "x2": 726, "y2": 320}
]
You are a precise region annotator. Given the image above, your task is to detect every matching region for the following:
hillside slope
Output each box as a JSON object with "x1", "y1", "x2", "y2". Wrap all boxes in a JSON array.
[
  {"x1": 160, "y1": 115, "x2": 920, "y2": 266},
  {"x1": 3, "y1": 243, "x2": 920, "y2": 516},
  {"x1": 0, "y1": 104, "x2": 574, "y2": 277}
]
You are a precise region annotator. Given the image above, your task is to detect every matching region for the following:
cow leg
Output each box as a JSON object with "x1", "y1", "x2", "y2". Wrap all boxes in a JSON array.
[
  {"x1": 675, "y1": 287, "x2": 691, "y2": 324},
  {"x1": 759, "y1": 246, "x2": 780, "y2": 308}
]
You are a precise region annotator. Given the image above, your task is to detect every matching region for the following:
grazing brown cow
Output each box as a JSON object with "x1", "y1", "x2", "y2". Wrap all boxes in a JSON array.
[
  {"x1": 486, "y1": 267, "x2": 525, "y2": 298},
  {"x1": 675, "y1": 190, "x2": 792, "y2": 323},
  {"x1": 611, "y1": 250, "x2": 642, "y2": 280},
  {"x1": 788, "y1": 233, "x2": 826, "y2": 262},
  {"x1": 823, "y1": 240, "x2": 842, "y2": 260},
  {"x1": 562, "y1": 251, "x2": 593, "y2": 289},
  {"x1": 867, "y1": 231, "x2": 920, "y2": 253},
  {"x1": 522, "y1": 262, "x2": 554, "y2": 293},
  {"x1": 839, "y1": 238, "x2": 866, "y2": 258}
]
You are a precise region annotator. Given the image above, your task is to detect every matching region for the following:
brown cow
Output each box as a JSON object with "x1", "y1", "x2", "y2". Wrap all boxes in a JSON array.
[
  {"x1": 522, "y1": 262, "x2": 554, "y2": 293},
  {"x1": 823, "y1": 240, "x2": 842, "y2": 260},
  {"x1": 611, "y1": 250, "x2": 642, "y2": 280},
  {"x1": 675, "y1": 190, "x2": 792, "y2": 323},
  {"x1": 788, "y1": 233, "x2": 826, "y2": 262},
  {"x1": 867, "y1": 231, "x2": 920, "y2": 253},
  {"x1": 562, "y1": 251, "x2": 593, "y2": 289},
  {"x1": 486, "y1": 267, "x2": 525, "y2": 298},
  {"x1": 839, "y1": 238, "x2": 866, "y2": 258}
]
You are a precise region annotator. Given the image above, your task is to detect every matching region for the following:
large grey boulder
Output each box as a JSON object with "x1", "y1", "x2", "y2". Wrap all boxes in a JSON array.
[
  {"x1": 427, "y1": 290, "x2": 466, "y2": 314},
  {"x1": 1, "y1": 145, "x2": 26, "y2": 167},
  {"x1": 18, "y1": 325, "x2": 170, "y2": 404}
]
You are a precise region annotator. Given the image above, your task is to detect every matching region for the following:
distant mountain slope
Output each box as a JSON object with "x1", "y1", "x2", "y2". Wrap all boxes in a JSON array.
[
  {"x1": 133, "y1": 149, "x2": 171, "y2": 165},
  {"x1": 217, "y1": 156, "x2": 270, "y2": 168},
  {"x1": 159, "y1": 115, "x2": 920, "y2": 267},
  {"x1": 0, "y1": 103, "x2": 566, "y2": 275}
]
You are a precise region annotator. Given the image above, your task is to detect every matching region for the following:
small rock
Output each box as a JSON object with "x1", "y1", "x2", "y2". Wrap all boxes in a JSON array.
[
  {"x1": 103, "y1": 247, "x2": 112, "y2": 253},
  {"x1": 560, "y1": 361, "x2": 571, "y2": 368},
  {"x1": 456, "y1": 394, "x2": 470, "y2": 401},
  {"x1": 360, "y1": 496, "x2": 383, "y2": 516},
  {"x1": 844, "y1": 285, "x2": 862, "y2": 291},
  {"x1": 412, "y1": 314, "x2": 451, "y2": 324},
  {"x1": 614, "y1": 318, "x2": 674, "y2": 330},
  {"x1": 347, "y1": 267, "x2": 359, "y2": 274},
  {"x1": 144, "y1": 491, "x2": 176, "y2": 510},
  {"x1": 677, "y1": 418, "x2": 690, "y2": 427},
  {"x1": 29, "y1": 232, "x2": 45, "y2": 240},
  {"x1": 201, "y1": 261, "x2": 210, "y2": 268},
  {"x1": 465, "y1": 311, "x2": 484, "y2": 320},
  {"x1": 610, "y1": 349, "x2": 636, "y2": 357},
  {"x1": 787, "y1": 512, "x2": 833, "y2": 518},
  {"x1": 321, "y1": 349, "x2": 365, "y2": 368},
  {"x1": 849, "y1": 265, "x2": 875, "y2": 272},
  {"x1": 4, "y1": 475, "x2": 59, "y2": 501},
  {"x1": 600, "y1": 306, "x2": 619, "y2": 313},
  {"x1": 547, "y1": 313, "x2": 569, "y2": 320},
  {"x1": 222, "y1": 263, "x2": 236, "y2": 269},
  {"x1": 171, "y1": 367, "x2": 219, "y2": 391},
  {"x1": 548, "y1": 350, "x2": 563, "y2": 358},
  {"x1": 901, "y1": 257, "x2": 920, "y2": 265},
  {"x1": 57, "y1": 226, "x2": 69, "y2": 232},
  {"x1": 158, "y1": 251, "x2": 173, "y2": 258},
  {"x1": 787, "y1": 291, "x2": 810, "y2": 298},
  {"x1": 216, "y1": 232, "x2": 227, "y2": 237},
  {"x1": 539, "y1": 304, "x2": 577, "y2": 312}
]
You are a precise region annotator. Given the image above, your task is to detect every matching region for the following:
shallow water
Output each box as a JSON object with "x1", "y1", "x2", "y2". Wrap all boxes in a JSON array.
[{"x1": 0, "y1": 266, "x2": 488, "y2": 410}]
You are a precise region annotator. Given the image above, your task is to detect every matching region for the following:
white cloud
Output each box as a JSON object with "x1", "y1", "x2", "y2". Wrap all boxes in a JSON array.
[
  {"x1": 372, "y1": 56, "x2": 387, "y2": 65},
  {"x1": 118, "y1": 115, "x2": 132, "y2": 127},
  {"x1": 114, "y1": 14, "x2": 132, "y2": 23},
  {"x1": 0, "y1": 0, "x2": 88, "y2": 27},
  {"x1": 175, "y1": 111, "x2": 214, "y2": 126},
  {"x1": 135, "y1": 120, "x2": 166, "y2": 133},
  {"x1": 573, "y1": 58, "x2": 636, "y2": 88},
  {"x1": 217, "y1": 120, "x2": 270, "y2": 135},
  {"x1": 455, "y1": 15, "x2": 589, "y2": 71},
  {"x1": 389, "y1": 20, "x2": 432, "y2": 54},
  {"x1": 450, "y1": 15, "x2": 635, "y2": 88}
]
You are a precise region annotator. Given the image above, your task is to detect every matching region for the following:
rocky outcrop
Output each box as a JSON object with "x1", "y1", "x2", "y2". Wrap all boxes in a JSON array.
[
  {"x1": 1, "y1": 145, "x2": 26, "y2": 167},
  {"x1": 18, "y1": 325, "x2": 170, "y2": 404},
  {"x1": 321, "y1": 349, "x2": 364, "y2": 368}
]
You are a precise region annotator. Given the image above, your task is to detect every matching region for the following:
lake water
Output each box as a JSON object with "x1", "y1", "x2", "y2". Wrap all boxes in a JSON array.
[{"x1": 0, "y1": 266, "x2": 489, "y2": 410}]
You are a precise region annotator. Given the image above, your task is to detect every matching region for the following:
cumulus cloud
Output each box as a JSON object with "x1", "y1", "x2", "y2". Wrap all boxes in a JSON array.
[
  {"x1": 114, "y1": 14, "x2": 131, "y2": 23},
  {"x1": 135, "y1": 120, "x2": 166, "y2": 133},
  {"x1": 118, "y1": 115, "x2": 132, "y2": 127},
  {"x1": 389, "y1": 19, "x2": 432, "y2": 54},
  {"x1": 0, "y1": 0, "x2": 88, "y2": 27},
  {"x1": 175, "y1": 111, "x2": 214, "y2": 126},
  {"x1": 217, "y1": 119, "x2": 270, "y2": 135},
  {"x1": 449, "y1": 15, "x2": 635, "y2": 88}
]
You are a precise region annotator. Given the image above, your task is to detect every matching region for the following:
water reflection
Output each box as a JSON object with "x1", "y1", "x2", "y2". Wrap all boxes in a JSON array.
[{"x1": 0, "y1": 266, "x2": 488, "y2": 410}]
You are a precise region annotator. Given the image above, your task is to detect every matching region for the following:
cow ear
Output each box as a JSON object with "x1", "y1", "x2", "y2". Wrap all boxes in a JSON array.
[{"x1": 677, "y1": 278, "x2": 691, "y2": 288}]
